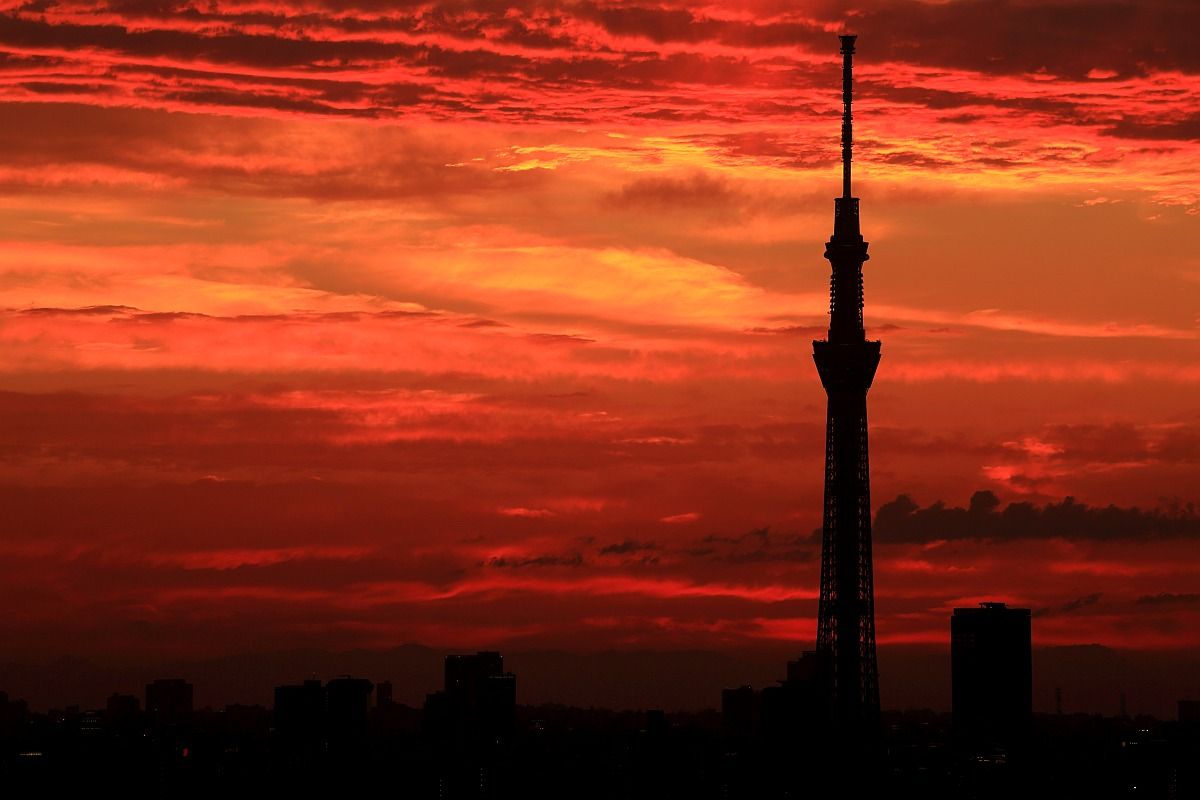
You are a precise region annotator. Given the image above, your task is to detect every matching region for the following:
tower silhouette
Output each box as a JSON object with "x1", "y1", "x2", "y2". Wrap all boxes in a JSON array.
[{"x1": 812, "y1": 34, "x2": 881, "y2": 735}]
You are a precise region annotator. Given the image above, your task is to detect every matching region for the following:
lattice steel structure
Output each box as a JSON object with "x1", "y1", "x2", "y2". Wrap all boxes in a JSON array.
[{"x1": 812, "y1": 34, "x2": 881, "y2": 734}]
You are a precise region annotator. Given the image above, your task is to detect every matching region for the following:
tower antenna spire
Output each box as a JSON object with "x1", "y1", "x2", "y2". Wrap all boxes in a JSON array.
[{"x1": 840, "y1": 34, "x2": 856, "y2": 200}]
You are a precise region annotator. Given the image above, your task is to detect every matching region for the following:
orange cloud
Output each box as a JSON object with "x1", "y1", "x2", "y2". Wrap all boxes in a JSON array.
[{"x1": 0, "y1": 0, "x2": 1195, "y2": 667}]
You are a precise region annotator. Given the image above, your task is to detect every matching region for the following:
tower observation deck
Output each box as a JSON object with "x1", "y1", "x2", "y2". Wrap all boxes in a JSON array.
[{"x1": 812, "y1": 34, "x2": 881, "y2": 739}]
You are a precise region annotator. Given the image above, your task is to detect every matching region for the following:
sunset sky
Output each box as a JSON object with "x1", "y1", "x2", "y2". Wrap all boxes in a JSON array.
[{"x1": 0, "y1": 0, "x2": 1197, "y2": 681}]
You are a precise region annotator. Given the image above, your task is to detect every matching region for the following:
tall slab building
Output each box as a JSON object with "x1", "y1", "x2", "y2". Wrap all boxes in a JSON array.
[{"x1": 951, "y1": 602, "x2": 1033, "y2": 751}]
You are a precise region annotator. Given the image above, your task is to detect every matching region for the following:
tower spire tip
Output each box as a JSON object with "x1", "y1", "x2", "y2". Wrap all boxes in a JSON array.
[{"x1": 839, "y1": 34, "x2": 856, "y2": 202}]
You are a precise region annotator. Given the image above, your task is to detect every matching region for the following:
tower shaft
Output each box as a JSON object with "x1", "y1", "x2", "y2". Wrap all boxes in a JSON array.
[{"x1": 812, "y1": 34, "x2": 881, "y2": 735}]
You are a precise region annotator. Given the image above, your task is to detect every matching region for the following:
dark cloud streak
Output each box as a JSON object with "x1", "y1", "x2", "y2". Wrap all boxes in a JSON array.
[
  {"x1": 875, "y1": 491, "x2": 1200, "y2": 542},
  {"x1": 1136, "y1": 592, "x2": 1200, "y2": 605}
]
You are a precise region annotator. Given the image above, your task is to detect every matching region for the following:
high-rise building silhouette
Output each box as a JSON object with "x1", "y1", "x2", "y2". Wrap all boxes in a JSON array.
[
  {"x1": 105, "y1": 692, "x2": 140, "y2": 718},
  {"x1": 376, "y1": 679, "x2": 393, "y2": 708},
  {"x1": 721, "y1": 685, "x2": 757, "y2": 739},
  {"x1": 426, "y1": 651, "x2": 517, "y2": 746},
  {"x1": 273, "y1": 678, "x2": 325, "y2": 751},
  {"x1": 145, "y1": 678, "x2": 193, "y2": 726},
  {"x1": 951, "y1": 602, "x2": 1032, "y2": 751},
  {"x1": 425, "y1": 652, "x2": 517, "y2": 799},
  {"x1": 325, "y1": 676, "x2": 374, "y2": 738},
  {"x1": 813, "y1": 33, "x2": 881, "y2": 735}
]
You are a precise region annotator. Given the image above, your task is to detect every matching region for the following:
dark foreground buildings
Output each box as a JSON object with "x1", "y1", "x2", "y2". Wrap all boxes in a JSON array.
[
  {"x1": 423, "y1": 651, "x2": 518, "y2": 797},
  {"x1": 144, "y1": 678, "x2": 193, "y2": 727},
  {"x1": 426, "y1": 650, "x2": 517, "y2": 746},
  {"x1": 273, "y1": 675, "x2": 374, "y2": 761},
  {"x1": 1, "y1": 645, "x2": 1200, "y2": 799}
]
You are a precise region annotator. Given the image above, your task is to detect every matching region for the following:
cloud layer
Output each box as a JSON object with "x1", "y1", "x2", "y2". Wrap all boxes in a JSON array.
[{"x1": 0, "y1": 0, "x2": 1196, "y2": 663}]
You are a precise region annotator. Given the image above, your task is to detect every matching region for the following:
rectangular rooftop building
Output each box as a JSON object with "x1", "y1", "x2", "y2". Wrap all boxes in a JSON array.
[{"x1": 951, "y1": 602, "x2": 1032, "y2": 752}]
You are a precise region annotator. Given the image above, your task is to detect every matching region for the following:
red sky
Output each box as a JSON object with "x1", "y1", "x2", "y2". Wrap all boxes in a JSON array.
[{"x1": 0, "y1": 0, "x2": 1197, "y2": 679}]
